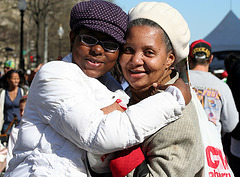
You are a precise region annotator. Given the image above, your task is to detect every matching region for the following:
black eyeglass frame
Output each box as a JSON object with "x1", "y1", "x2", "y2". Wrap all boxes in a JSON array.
[{"x1": 78, "y1": 34, "x2": 119, "y2": 53}]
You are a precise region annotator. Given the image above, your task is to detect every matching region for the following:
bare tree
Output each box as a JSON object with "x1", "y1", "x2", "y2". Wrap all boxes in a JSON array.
[
  {"x1": 0, "y1": 0, "x2": 19, "y2": 65},
  {"x1": 0, "y1": 0, "x2": 116, "y2": 70},
  {"x1": 28, "y1": 0, "x2": 55, "y2": 64},
  {"x1": 27, "y1": 0, "x2": 80, "y2": 65}
]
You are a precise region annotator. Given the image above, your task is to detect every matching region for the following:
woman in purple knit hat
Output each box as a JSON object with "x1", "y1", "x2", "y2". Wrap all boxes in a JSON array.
[{"x1": 5, "y1": 1, "x2": 188, "y2": 176}]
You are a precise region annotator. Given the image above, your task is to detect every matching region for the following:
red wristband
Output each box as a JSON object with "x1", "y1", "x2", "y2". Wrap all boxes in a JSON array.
[{"x1": 116, "y1": 99, "x2": 127, "y2": 111}]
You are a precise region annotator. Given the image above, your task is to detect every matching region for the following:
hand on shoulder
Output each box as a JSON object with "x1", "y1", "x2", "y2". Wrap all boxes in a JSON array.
[{"x1": 153, "y1": 78, "x2": 191, "y2": 105}]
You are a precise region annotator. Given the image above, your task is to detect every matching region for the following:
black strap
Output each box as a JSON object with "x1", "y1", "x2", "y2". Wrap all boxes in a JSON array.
[{"x1": 133, "y1": 160, "x2": 150, "y2": 177}]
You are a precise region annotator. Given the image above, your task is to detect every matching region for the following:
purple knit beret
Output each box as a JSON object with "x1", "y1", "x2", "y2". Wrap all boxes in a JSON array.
[{"x1": 70, "y1": 0, "x2": 128, "y2": 44}]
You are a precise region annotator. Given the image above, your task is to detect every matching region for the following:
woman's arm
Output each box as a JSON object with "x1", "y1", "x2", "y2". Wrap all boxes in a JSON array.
[
  {"x1": 102, "y1": 78, "x2": 190, "y2": 115},
  {"x1": 101, "y1": 101, "x2": 125, "y2": 114},
  {"x1": 30, "y1": 61, "x2": 183, "y2": 154}
]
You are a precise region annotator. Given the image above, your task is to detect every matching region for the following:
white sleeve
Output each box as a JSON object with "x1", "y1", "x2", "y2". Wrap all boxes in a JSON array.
[
  {"x1": 49, "y1": 92, "x2": 182, "y2": 154},
  {"x1": 30, "y1": 62, "x2": 182, "y2": 154},
  {"x1": 165, "y1": 85, "x2": 185, "y2": 110},
  {"x1": 87, "y1": 85, "x2": 186, "y2": 173},
  {"x1": 221, "y1": 84, "x2": 239, "y2": 133}
]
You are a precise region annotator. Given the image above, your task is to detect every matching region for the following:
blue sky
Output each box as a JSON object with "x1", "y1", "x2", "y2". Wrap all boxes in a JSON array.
[{"x1": 114, "y1": 0, "x2": 240, "y2": 44}]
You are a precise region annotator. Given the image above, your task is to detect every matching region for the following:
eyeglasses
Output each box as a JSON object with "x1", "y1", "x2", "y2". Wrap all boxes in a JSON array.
[
  {"x1": 79, "y1": 34, "x2": 119, "y2": 53},
  {"x1": 4, "y1": 67, "x2": 10, "y2": 70}
]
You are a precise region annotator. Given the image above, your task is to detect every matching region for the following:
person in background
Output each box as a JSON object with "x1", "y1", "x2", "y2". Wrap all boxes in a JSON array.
[
  {"x1": 0, "y1": 70, "x2": 28, "y2": 136},
  {"x1": 23, "y1": 69, "x2": 31, "y2": 88},
  {"x1": 224, "y1": 52, "x2": 240, "y2": 176},
  {"x1": 189, "y1": 40, "x2": 239, "y2": 176},
  {"x1": 89, "y1": 2, "x2": 204, "y2": 177},
  {"x1": 0, "y1": 95, "x2": 28, "y2": 174},
  {"x1": 0, "y1": 143, "x2": 7, "y2": 174},
  {"x1": 188, "y1": 39, "x2": 239, "y2": 137},
  {"x1": 26, "y1": 63, "x2": 44, "y2": 86},
  {"x1": 0, "y1": 60, "x2": 16, "y2": 89},
  {"x1": 220, "y1": 70, "x2": 228, "y2": 83},
  {"x1": 57, "y1": 56, "x2": 63, "y2": 61},
  {"x1": 5, "y1": 95, "x2": 27, "y2": 170},
  {"x1": 17, "y1": 69, "x2": 29, "y2": 92},
  {"x1": 5, "y1": 1, "x2": 187, "y2": 176},
  {"x1": 3, "y1": 61, "x2": 15, "y2": 75}
]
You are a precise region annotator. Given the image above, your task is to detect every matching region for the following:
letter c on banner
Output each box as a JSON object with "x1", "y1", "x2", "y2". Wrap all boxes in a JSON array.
[{"x1": 206, "y1": 146, "x2": 219, "y2": 169}]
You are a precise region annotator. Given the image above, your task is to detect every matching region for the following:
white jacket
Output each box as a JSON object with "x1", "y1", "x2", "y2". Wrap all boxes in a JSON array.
[{"x1": 5, "y1": 58, "x2": 182, "y2": 176}]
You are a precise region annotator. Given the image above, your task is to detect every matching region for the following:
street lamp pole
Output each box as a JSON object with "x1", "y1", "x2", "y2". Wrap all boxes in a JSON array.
[
  {"x1": 18, "y1": 0, "x2": 27, "y2": 71},
  {"x1": 57, "y1": 24, "x2": 64, "y2": 57},
  {"x1": 59, "y1": 36, "x2": 61, "y2": 57}
]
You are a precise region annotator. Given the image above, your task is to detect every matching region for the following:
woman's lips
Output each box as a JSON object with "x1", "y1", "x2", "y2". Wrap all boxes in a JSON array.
[
  {"x1": 129, "y1": 69, "x2": 146, "y2": 79},
  {"x1": 86, "y1": 58, "x2": 103, "y2": 67}
]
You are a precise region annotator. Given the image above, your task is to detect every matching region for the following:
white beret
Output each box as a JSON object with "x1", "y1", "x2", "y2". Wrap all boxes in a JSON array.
[{"x1": 128, "y1": 2, "x2": 190, "y2": 66}]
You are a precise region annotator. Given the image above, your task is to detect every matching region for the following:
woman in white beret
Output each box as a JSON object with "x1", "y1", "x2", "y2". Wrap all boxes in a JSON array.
[{"x1": 116, "y1": 2, "x2": 204, "y2": 176}]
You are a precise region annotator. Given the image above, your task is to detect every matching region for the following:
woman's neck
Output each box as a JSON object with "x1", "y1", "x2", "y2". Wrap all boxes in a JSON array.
[
  {"x1": 8, "y1": 85, "x2": 18, "y2": 92},
  {"x1": 7, "y1": 86, "x2": 19, "y2": 102}
]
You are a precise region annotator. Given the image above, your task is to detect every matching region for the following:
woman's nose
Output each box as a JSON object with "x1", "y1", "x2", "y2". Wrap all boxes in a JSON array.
[
  {"x1": 130, "y1": 53, "x2": 144, "y2": 66},
  {"x1": 90, "y1": 44, "x2": 104, "y2": 55}
]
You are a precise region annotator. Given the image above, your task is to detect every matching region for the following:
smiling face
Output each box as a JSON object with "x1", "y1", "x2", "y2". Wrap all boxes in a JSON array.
[
  {"x1": 70, "y1": 28, "x2": 120, "y2": 78},
  {"x1": 7, "y1": 72, "x2": 20, "y2": 88},
  {"x1": 119, "y1": 25, "x2": 175, "y2": 90}
]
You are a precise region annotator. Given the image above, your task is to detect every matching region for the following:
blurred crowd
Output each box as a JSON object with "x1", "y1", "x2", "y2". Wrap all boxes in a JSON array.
[{"x1": 0, "y1": 60, "x2": 43, "y2": 176}]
